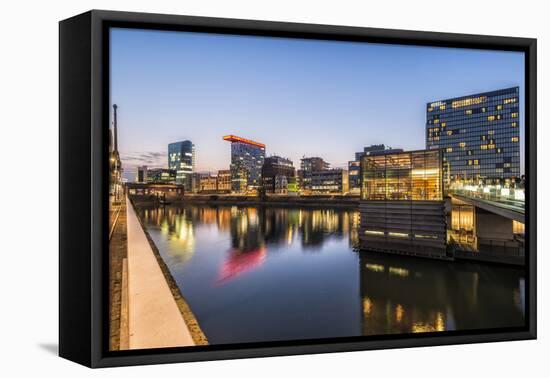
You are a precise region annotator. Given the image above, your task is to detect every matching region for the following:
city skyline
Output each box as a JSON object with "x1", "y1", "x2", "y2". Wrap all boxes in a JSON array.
[{"x1": 110, "y1": 27, "x2": 525, "y2": 181}]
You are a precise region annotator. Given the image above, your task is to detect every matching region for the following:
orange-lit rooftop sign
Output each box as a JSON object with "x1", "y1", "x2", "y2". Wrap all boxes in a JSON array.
[{"x1": 223, "y1": 135, "x2": 265, "y2": 149}]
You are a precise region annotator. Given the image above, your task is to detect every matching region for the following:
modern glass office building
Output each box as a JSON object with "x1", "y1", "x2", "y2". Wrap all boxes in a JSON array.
[
  {"x1": 223, "y1": 135, "x2": 266, "y2": 193},
  {"x1": 349, "y1": 145, "x2": 404, "y2": 193},
  {"x1": 359, "y1": 149, "x2": 446, "y2": 258},
  {"x1": 426, "y1": 87, "x2": 520, "y2": 188},
  {"x1": 168, "y1": 140, "x2": 196, "y2": 189}
]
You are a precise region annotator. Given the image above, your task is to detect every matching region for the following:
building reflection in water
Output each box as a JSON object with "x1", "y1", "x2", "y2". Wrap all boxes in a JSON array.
[
  {"x1": 136, "y1": 204, "x2": 525, "y2": 343},
  {"x1": 359, "y1": 252, "x2": 524, "y2": 335},
  {"x1": 138, "y1": 205, "x2": 360, "y2": 281}
]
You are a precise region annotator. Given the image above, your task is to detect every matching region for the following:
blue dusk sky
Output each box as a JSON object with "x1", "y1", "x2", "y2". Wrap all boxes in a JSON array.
[{"x1": 110, "y1": 28, "x2": 525, "y2": 180}]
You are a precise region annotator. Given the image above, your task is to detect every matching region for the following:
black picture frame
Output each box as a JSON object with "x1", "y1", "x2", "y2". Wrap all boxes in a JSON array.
[{"x1": 59, "y1": 9, "x2": 537, "y2": 368}]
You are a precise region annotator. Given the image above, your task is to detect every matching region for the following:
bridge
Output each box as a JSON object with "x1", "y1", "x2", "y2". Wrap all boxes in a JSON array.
[{"x1": 448, "y1": 187, "x2": 524, "y2": 223}]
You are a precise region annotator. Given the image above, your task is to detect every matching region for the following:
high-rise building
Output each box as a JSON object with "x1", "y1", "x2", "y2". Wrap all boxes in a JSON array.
[
  {"x1": 168, "y1": 140, "x2": 195, "y2": 190},
  {"x1": 426, "y1": 87, "x2": 520, "y2": 187},
  {"x1": 261, "y1": 156, "x2": 296, "y2": 194},
  {"x1": 299, "y1": 157, "x2": 330, "y2": 192},
  {"x1": 348, "y1": 145, "x2": 404, "y2": 193},
  {"x1": 223, "y1": 135, "x2": 266, "y2": 193}
]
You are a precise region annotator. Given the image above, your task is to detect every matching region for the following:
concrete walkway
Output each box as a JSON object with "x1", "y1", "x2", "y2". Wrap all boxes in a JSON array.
[{"x1": 126, "y1": 200, "x2": 195, "y2": 349}]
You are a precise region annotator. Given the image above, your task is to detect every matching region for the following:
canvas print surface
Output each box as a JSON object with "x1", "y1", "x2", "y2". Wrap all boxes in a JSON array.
[{"x1": 108, "y1": 27, "x2": 527, "y2": 351}]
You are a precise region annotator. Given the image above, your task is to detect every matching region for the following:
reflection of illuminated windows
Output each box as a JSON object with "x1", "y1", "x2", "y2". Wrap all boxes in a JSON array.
[
  {"x1": 363, "y1": 298, "x2": 373, "y2": 316},
  {"x1": 395, "y1": 304, "x2": 404, "y2": 323},
  {"x1": 365, "y1": 263, "x2": 385, "y2": 272},
  {"x1": 364, "y1": 230, "x2": 384, "y2": 236},
  {"x1": 389, "y1": 267, "x2": 409, "y2": 277}
]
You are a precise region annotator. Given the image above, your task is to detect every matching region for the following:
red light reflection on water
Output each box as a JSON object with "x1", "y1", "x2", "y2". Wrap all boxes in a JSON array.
[{"x1": 215, "y1": 247, "x2": 267, "y2": 285}]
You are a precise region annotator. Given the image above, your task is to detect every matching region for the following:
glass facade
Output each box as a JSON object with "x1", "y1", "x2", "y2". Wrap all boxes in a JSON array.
[
  {"x1": 223, "y1": 135, "x2": 266, "y2": 193},
  {"x1": 361, "y1": 150, "x2": 442, "y2": 201},
  {"x1": 168, "y1": 140, "x2": 195, "y2": 189},
  {"x1": 426, "y1": 87, "x2": 520, "y2": 187}
]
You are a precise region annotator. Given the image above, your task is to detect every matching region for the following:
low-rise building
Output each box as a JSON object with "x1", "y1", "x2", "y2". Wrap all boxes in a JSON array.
[
  {"x1": 359, "y1": 149, "x2": 446, "y2": 259},
  {"x1": 261, "y1": 156, "x2": 296, "y2": 194},
  {"x1": 146, "y1": 168, "x2": 176, "y2": 184},
  {"x1": 199, "y1": 174, "x2": 218, "y2": 193},
  {"x1": 348, "y1": 145, "x2": 403, "y2": 194},
  {"x1": 310, "y1": 169, "x2": 349, "y2": 194},
  {"x1": 217, "y1": 170, "x2": 231, "y2": 193},
  {"x1": 300, "y1": 157, "x2": 330, "y2": 192}
]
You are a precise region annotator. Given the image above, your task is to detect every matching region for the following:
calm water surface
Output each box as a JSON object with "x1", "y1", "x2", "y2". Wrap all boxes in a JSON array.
[{"x1": 136, "y1": 204, "x2": 525, "y2": 345}]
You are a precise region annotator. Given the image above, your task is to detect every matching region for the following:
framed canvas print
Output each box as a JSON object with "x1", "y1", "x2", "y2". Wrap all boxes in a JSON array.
[{"x1": 59, "y1": 10, "x2": 537, "y2": 368}]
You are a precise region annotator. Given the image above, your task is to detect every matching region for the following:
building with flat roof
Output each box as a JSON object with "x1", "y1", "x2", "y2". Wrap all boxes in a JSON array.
[
  {"x1": 199, "y1": 174, "x2": 218, "y2": 193},
  {"x1": 168, "y1": 140, "x2": 195, "y2": 190},
  {"x1": 223, "y1": 135, "x2": 265, "y2": 193},
  {"x1": 145, "y1": 168, "x2": 177, "y2": 184},
  {"x1": 135, "y1": 165, "x2": 148, "y2": 183},
  {"x1": 299, "y1": 157, "x2": 330, "y2": 192},
  {"x1": 217, "y1": 170, "x2": 231, "y2": 193},
  {"x1": 359, "y1": 149, "x2": 446, "y2": 259},
  {"x1": 261, "y1": 156, "x2": 296, "y2": 194},
  {"x1": 426, "y1": 87, "x2": 520, "y2": 188},
  {"x1": 348, "y1": 145, "x2": 404, "y2": 194},
  {"x1": 309, "y1": 169, "x2": 349, "y2": 194}
]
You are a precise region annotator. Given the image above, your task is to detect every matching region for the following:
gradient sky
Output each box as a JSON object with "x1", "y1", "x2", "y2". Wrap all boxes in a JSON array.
[{"x1": 110, "y1": 28, "x2": 525, "y2": 181}]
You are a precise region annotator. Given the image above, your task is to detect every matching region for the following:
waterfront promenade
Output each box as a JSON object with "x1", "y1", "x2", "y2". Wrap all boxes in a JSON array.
[{"x1": 125, "y1": 199, "x2": 196, "y2": 349}]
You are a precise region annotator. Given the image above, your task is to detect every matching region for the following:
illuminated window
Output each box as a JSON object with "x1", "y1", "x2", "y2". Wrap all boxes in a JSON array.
[
  {"x1": 434, "y1": 119, "x2": 440, "y2": 124},
  {"x1": 446, "y1": 147, "x2": 453, "y2": 153},
  {"x1": 465, "y1": 109, "x2": 473, "y2": 115},
  {"x1": 452, "y1": 96, "x2": 487, "y2": 108},
  {"x1": 481, "y1": 135, "x2": 486, "y2": 141},
  {"x1": 497, "y1": 104, "x2": 503, "y2": 110},
  {"x1": 512, "y1": 122, "x2": 518, "y2": 127},
  {"x1": 480, "y1": 145, "x2": 488, "y2": 150},
  {"x1": 428, "y1": 107, "x2": 433, "y2": 112},
  {"x1": 504, "y1": 97, "x2": 517, "y2": 104},
  {"x1": 447, "y1": 130, "x2": 453, "y2": 136},
  {"x1": 488, "y1": 130, "x2": 494, "y2": 135},
  {"x1": 473, "y1": 160, "x2": 479, "y2": 165},
  {"x1": 487, "y1": 115, "x2": 495, "y2": 121},
  {"x1": 497, "y1": 148, "x2": 502, "y2": 154},
  {"x1": 440, "y1": 105, "x2": 446, "y2": 110},
  {"x1": 497, "y1": 114, "x2": 502, "y2": 120},
  {"x1": 511, "y1": 137, "x2": 519, "y2": 142},
  {"x1": 459, "y1": 142, "x2": 466, "y2": 148},
  {"x1": 468, "y1": 160, "x2": 473, "y2": 165},
  {"x1": 481, "y1": 107, "x2": 487, "y2": 112},
  {"x1": 441, "y1": 122, "x2": 446, "y2": 127},
  {"x1": 512, "y1": 112, "x2": 518, "y2": 118}
]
